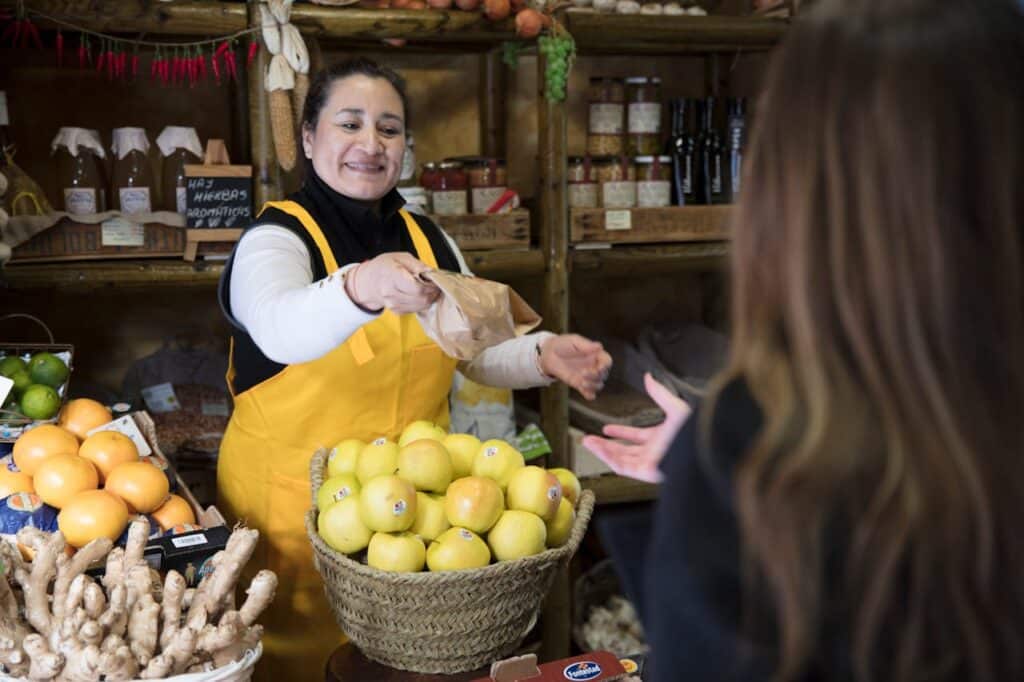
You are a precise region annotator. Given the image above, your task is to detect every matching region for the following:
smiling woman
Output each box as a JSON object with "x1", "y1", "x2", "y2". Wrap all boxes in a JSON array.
[{"x1": 215, "y1": 57, "x2": 614, "y2": 682}]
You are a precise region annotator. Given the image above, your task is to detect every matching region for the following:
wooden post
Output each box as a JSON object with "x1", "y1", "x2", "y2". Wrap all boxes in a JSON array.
[
  {"x1": 480, "y1": 50, "x2": 507, "y2": 158},
  {"x1": 537, "y1": 52, "x2": 571, "y2": 664},
  {"x1": 248, "y1": 0, "x2": 282, "y2": 208}
]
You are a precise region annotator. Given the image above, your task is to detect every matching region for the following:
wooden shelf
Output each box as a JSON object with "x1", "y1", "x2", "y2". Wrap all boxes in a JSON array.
[
  {"x1": 1, "y1": 249, "x2": 544, "y2": 290},
  {"x1": 582, "y1": 474, "x2": 658, "y2": 505},
  {"x1": 14, "y1": 1, "x2": 785, "y2": 51},
  {"x1": 572, "y1": 241, "x2": 728, "y2": 275},
  {"x1": 571, "y1": 205, "x2": 731, "y2": 245}
]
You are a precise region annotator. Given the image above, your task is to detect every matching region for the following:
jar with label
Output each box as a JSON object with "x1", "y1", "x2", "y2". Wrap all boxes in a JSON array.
[
  {"x1": 111, "y1": 127, "x2": 154, "y2": 215},
  {"x1": 431, "y1": 161, "x2": 468, "y2": 216},
  {"x1": 635, "y1": 155, "x2": 671, "y2": 207},
  {"x1": 568, "y1": 156, "x2": 599, "y2": 209},
  {"x1": 465, "y1": 157, "x2": 508, "y2": 214},
  {"x1": 626, "y1": 77, "x2": 662, "y2": 156},
  {"x1": 156, "y1": 126, "x2": 203, "y2": 215},
  {"x1": 587, "y1": 78, "x2": 625, "y2": 156},
  {"x1": 596, "y1": 156, "x2": 636, "y2": 209},
  {"x1": 51, "y1": 127, "x2": 107, "y2": 215}
]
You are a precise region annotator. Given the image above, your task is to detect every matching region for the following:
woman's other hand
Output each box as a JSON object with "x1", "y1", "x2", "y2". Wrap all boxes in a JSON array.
[
  {"x1": 581, "y1": 373, "x2": 691, "y2": 483},
  {"x1": 346, "y1": 252, "x2": 440, "y2": 314},
  {"x1": 539, "y1": 334, "x2": 614, "y2": 401}
]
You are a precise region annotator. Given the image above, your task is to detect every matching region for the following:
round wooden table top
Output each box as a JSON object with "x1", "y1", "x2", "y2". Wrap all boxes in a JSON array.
[{"x1": 324, "y1": 643, "x2": 489, "y2": 682}]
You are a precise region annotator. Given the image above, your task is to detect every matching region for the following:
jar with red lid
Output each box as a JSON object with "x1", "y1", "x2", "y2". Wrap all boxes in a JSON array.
[{"x1": 431, "y1": 161, "x2": 468, "y2": 215}]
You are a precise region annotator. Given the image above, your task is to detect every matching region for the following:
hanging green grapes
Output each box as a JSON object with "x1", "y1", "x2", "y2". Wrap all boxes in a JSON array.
[{"x1": 538, "y1": 27, "x2": 575, "y2": 103}]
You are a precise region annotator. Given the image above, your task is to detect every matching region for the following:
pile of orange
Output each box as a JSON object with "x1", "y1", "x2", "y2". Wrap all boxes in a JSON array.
[{"x1": 6, "y1": 399, "x2": 196, "y2": 548}]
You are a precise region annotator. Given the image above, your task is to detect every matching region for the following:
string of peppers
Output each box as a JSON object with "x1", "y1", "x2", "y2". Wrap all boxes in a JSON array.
[{"x1": 1, "y1": 1, "x2": 262, "y2": 87}]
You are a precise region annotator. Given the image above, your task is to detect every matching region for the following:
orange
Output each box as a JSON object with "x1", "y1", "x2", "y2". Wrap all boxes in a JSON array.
[
  {"x1": 0, "y1": 469, "x2": 34, "y2": 498},
  {"x1": 105, "y1": 461, "x2": 170, "y2": 514},
  {"x1": 59, "y1": 399, "x2": 113, "y2": 441},
  {"x1": 58, "y1": 490, "x2": 129, "y2": 548},
  {"x1": 78, "y1": 431, "x2": 139, "y2": 483},
  {"x1": 13, "y1": 425, "x2": 79, "y2": 476},
  {"x1": 151, "y1": 494, "x2": 196, "y2": 531},
  {"x1": 33, "y1": 454, "x2": 99, "y2": 509}
]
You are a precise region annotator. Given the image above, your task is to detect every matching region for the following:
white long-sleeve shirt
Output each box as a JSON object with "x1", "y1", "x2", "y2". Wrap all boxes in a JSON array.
[{"x1": 229, "y1": 224, "x2": 555, "y2": 390}]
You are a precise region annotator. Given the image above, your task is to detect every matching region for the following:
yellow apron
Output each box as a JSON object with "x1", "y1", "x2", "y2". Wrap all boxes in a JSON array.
[{"x1": 217, "y1": 200, "x2": 458, "y2": 681}]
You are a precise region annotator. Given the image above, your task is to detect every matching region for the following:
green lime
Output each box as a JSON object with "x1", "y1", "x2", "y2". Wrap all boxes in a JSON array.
[
  {"x1": 27, "y1": 352, "x2": 69, "y2": 389},
  {"x1": 20, "y1": 384, "x2": 60, "y2": 420},
  {"x1": 9, "y1": 370, "x2": 31, "y2": 397},
  {"x1": 0, "y1": 356, "x2": 26, "y2": 378}
]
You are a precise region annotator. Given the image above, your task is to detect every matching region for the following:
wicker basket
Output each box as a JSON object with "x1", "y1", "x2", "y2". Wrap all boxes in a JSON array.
[{"x1": 305, "y1": 447, "x2": 596, "y2": 674}]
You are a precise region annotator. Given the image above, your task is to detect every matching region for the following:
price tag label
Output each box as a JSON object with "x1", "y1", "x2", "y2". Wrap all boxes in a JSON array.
[
  {"x1": 87, "y1": 414, "x2": 153, "y2": 456},
  {"x1": 201, "y1": 400, "x2": 229, "y2": 417},
  {"x1": 605, "y1": 210, "x2": 633, "y2": 231},
  {"x1": 0, "y1": 376, "x2": 13, "y2": 406},
  {"x1": 101, "y1": 218, "x2": 145, "y2": 247},
  {"x1": 171, "y1": 533, "x2": 208, "y2": 549},
  {"x1": 142, "y1": 383, "x2": 180, "y2": 414}
]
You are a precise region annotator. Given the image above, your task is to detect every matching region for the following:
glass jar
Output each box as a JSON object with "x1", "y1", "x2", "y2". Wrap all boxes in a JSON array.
[
  {"x1": 111, "y1": 127, "x2": 154, "y2": 215},
  {"x1": 465, "y1": 157, "x2": 508, "y2": 214},
  {"x1": 595, "y1": 156, "x2": 636, "y2": 209},
  {"x1": 431, "y1": 161, "x2": 468, "y2": 216},
  {"x1": 156, "y1": 126, "x2": 203, "y2": 214},
  {"x1": 419, "y1": 161, "x2": 439, "y2": 214},
  {"x1": 587, "y1": 77, "x2": 625, "y2": 156},
  {"x1": 635, "y1": 155, "x2": 672, "y2": 207},
  {"x1": 53, "y1": 128, "x2": 107, "y2": 215},
  {"x1": 626, "y1": 77, "x2": 663, "y2": 156},
  {"x1": 568, "y1": 156, "x2": 599, "y2": 209}
]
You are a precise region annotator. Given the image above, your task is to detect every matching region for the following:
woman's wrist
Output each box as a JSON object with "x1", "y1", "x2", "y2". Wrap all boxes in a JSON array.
[{"x1": 344, "y1": 262, "x2": 383, "y2": 314}]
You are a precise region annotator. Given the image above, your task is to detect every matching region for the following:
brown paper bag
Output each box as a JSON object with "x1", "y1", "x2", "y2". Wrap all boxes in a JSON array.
[{"x1": 416, "y1": 270, "x2": 541, "y2": 360}]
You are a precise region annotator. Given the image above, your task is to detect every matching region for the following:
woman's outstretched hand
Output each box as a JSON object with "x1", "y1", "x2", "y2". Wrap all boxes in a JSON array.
[
  {"x1": 539, "y1": 334, "x2": 614, "y2": 401},
  {"x1": 581, "y1": 373, "x2": 692, "y2": 483},
  {"x1": 346, "y1": 252, "x2": 440, "y2": 314}
]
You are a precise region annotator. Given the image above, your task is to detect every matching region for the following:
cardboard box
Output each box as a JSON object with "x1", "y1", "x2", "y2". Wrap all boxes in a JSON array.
[{"x1": 472, "y1": 651, "x2": 628, "y2": 682}]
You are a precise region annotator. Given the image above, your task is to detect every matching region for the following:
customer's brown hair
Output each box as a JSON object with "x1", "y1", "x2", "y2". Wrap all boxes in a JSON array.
[{"x1": 708, "y1": 0, "x2": 1024, "y2": 679}]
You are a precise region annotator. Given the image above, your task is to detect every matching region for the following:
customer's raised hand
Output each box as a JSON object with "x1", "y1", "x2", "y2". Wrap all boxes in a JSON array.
[
  {"x1": 346, "y1": 252, "x2": 440, "y2": 314},
  {"x1": 539, "y1": 334, "x2": 613, "y2": 401},
  {"x1": 581, "y1": 373, "x2": 691, "y2": 483}
]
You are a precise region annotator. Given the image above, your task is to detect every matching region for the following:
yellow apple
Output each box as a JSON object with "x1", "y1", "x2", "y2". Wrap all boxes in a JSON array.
[
  {"x1": 506, "y1": 466, "x2": 562, "y2": 521},
  {"x1": 487, "y1": 510, "x2": 547, "y2": 561},
  {"x1": 443, "y1": 433, "x2": 482, "y2": 479},
  {"x1": 355, "y1": 438, "x2": 400, "y2": 485},
  {"x1": 358, "y1": 475, "x2": 417, "y2": 532},
  {"x1": 545, "y1": 497, "x2": 575, "y2": 548},
  {"x1": 398, "y1": 420, "x2": 447, "y2": 447},
  {"x1": 316, "y1": 473, "x2": 361, "y2": 512},
  {"x1": 548, "y1": 468, "x2": 581, "y2": 506},
  {"x1": 367, "y1": 531, "x2": 425, "y2": 572},
  {"x1": 327, "y1": 439, "x2": 364, "y2": 478},
  {"x1": 444, "y1": 476, "x2": 504, "y2": 534},
  {"x1": 410, "y1": 492, "x2": 450, "y2": 542},
  {"x1": 397, "y1": 439, "x2": 453, "y2": 493},
  {"x1": 427, "y1": 527, "x2": 491, "y2": 572},
  {"x1": 471, "y1": 439, "x2": 525, "y2": 490},
  {"x1": 317, "y1": 496, "x2": 373, "y2": 554}
]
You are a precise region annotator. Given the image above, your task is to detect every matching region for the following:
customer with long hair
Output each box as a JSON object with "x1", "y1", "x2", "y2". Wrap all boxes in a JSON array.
[{"x1": 584, "y1": 1, "x2": 1024, "y2": 679}]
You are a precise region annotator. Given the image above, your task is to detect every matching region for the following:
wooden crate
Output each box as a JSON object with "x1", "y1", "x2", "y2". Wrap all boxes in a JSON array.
[
  {"x1": 11, "y1": 219, "x2": 186, "y2": 263},
  {"x1": 429, "y1": 209, "x2": 530, "y2": 251},
  {"x1": 570, "y1": 206, "x2": 731, "y2": 245}
]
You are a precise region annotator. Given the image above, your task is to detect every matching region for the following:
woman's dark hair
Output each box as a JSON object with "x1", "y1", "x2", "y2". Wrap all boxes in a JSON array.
[
  {"x1": 301, "y1": 57, "x2": 410, "y2": 133},
  {"x1": 706, "y1": 0, "x2": 1024, "y2": 680}
]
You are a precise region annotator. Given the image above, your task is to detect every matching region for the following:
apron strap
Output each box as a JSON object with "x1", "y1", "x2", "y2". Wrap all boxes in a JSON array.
[
  {"x1": 260, "y1": 200, "x2": 340, "y2": 273},
  {"x1": 400, "y1": 209, "x2": 439, "y2": 270}
]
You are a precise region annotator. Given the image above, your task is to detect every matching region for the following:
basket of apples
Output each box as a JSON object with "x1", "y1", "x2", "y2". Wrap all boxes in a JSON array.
[{"x1": 305, "y1": 419, "x2": 594, "y2": 674}]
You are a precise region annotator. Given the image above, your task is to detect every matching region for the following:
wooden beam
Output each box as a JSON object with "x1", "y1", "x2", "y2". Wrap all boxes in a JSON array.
[
  {"x1": 287, "y1": 5, "x2": 515, "y2": 42},
  {"x1": 571, "y1": 242, "x2": 729, "y2": 276},
  {"x1": 248, "y1": 0, "x2": 282, "y2": 209},
  {"x1": 480, "y1": 49, "x2": 507, "y2": 158},
  {"x1": 17, "y1": 0, "x2": 246, "y2": 36},
  {"x1": 565, "y1": 10, "x2": 787, "y2": 51}
]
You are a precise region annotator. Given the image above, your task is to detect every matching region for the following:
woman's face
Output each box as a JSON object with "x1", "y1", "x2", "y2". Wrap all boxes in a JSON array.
[{"x1": 302, "y1": 74, "x2": 406, "y2": 202}]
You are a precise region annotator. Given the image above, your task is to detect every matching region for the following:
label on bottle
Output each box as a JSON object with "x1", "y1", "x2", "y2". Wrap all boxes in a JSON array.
[
  {"x1": 589, "y1": 103, "x2": 624, "y2": 134},
  {"x1": 637, "y1": 180, "x2": 671, "y2": 208},
  {"x1": 683, "y1": 154, "x2": 694, "y2": 195},
  {"x1": 119, "y1": 186, "x2": 152, "y2": 215},
  {"x1": 712, "y1": 156, "x2": 723, "y2": 196},
  {"x1": 0, "y1": 92, "x2": 8, "y2": 126},
  {"x1": 471, "y1": 186, "x2": 508, "y2": 214},
  {"x1": 176, "y1": 187, "x2": 188, "y2": 214},
  {"x1": 730, "y1": 153, "x2": 742, "y2": 196},
  {"x1": 601, "y1": 181, "x2": 637, "y2": 209},
  {"x1": 568, "y1": 183, "x2": 599, "y2": 209},
  {"x1": 101, "y1": 217, "x2": 145, "y2": 247},
  {"x1": 431, "y1": 190, "x2": 467, "y2": 216},
  {"x1": 63, "y1": 188, "x2": 97, "y2": 215},
  {"x1": 628, "y1": 102, "x2": 661, "y2": 134}
]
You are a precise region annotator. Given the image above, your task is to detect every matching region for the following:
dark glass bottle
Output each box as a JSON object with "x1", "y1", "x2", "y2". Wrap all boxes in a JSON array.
[
  {"x1": 697, "y1": 96, "x2": 726, "y2": 205},
  {"x1": 667, "y1": 98, "x2": 697, "y2": 206},
  {"x1": 724, "y1": 97, "x2": 747, "y2": 203}
]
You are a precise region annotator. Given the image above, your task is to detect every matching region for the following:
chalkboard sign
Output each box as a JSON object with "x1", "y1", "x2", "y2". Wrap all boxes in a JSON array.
[{"x1": 184, "y1": 165, "x2": 253, "y2": 228}]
